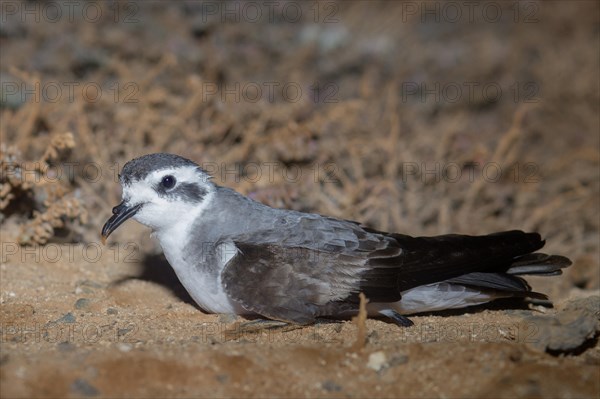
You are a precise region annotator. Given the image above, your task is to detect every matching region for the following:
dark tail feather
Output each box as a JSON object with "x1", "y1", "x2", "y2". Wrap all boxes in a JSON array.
[
  {"x1": 445, "y1": 273, "x2": 549, "y2": 300},
  {"x1": 442, "y1": 250, "x2": 572, "y2": 300},
  {"x1": 507, "y1": 253, "x2": 572, "y2": 276},
  {"x1": 391, "y1": 230, "x2": 548, "y2": 292},
  {"x1": 446, "y1": 272, "x2": 531, "y2": 292}
]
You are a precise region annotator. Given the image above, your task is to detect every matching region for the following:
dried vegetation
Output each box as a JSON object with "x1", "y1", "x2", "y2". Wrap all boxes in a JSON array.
[
  {"x1": 1, "y1": 2, "x2": 597, "y2": 283},
  {"x1": 1, "y1": 132, "x2": 87, "y2": 244},
  {"x1": 0, "y1": 2, "x2": 598, "y2": 398}
]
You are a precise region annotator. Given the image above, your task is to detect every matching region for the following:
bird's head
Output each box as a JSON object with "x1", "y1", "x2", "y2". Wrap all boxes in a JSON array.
[{"x1": 101, "y1": 153, "x2": 214, "y2": 241}]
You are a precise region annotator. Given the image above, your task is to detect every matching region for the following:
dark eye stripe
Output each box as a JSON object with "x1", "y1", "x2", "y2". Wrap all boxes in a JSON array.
[{"x1": 154, "y1": 181, "x2": 208, "y2": 204}]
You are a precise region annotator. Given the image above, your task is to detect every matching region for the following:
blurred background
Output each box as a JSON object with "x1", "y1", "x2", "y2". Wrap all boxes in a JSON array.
[
  {"x1": 2, "y1": 1, "x2": 598, "y2": 247},
  {"x1": 0, "y1": 1, "x2": 598, "y2": 398}
]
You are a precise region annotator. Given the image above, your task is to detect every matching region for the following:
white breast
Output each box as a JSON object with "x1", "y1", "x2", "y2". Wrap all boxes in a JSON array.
[{"x1": 153, "y1": 210, "x2": 246, "y2": 315}]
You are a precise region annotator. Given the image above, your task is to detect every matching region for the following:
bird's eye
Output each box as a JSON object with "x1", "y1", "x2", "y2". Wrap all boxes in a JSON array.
[{"x1": 161, "y1": 175, "x2": 176, "y2": 189}]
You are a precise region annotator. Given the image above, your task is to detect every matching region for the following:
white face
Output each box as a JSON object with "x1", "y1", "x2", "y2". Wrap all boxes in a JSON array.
[{"x1": 121, "y1": 165, "x2": 214, "y2": 232}]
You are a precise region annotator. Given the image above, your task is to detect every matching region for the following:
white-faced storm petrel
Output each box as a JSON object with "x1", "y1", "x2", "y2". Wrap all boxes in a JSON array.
[{"x1": 102, "y1": 153, "x2": 571, "y2": 326}]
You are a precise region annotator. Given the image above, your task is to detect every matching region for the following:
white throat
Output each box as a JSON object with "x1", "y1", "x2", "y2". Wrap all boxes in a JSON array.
[{"x1": 153, "y1": 189, "x2": 215, "y2": 260}]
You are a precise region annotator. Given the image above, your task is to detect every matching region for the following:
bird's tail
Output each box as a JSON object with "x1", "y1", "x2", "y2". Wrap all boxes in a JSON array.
[
  {"x1": 389, "y1": 230, "x2": 571, "y2": 298},
  {"x1": 444, "y1": 253, "x2": 572, "y2": 300}
]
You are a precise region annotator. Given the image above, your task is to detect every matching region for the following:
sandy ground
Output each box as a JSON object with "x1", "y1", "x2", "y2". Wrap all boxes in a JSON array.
[
  {"x1": 1, "y1": 245, "x2": 598, "y2": 398},
  {"x1": 1, "y1": 1, "x2": 599, "y2": 398}
]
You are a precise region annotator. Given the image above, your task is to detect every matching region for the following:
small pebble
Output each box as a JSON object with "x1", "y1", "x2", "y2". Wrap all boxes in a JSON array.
[
  {"x1": 56, "y1": 313, "x2": 76, "y2": 324},
  {"x1": 389, "y1": 354, "x2": 409, "y2": 367},
  {"x1": 367, "y1": 351, "x2": 387, "y2": 372},
  {"x1": 117, "y1": 327, "x2": 133, "y2": 337},
  {"x1": 117, "y1": 343, "x2": 132, "y2": 352},
  {"x1": 71, "y1": 378, "x2": 99, "y2": 397},
  {"x1": 75, "y1": 298, "x2": 91, "y2": 310},
  {"x1": 322, "y1": 380, "x2": 342, "y2": 392}
]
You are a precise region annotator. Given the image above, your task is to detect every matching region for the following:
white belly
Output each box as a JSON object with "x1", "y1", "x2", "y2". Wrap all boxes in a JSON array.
[{"x1": 156, "y1": 232, "x2": 245, "y2": 314}]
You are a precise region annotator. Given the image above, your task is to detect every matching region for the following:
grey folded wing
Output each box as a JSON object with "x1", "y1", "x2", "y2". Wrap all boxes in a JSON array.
[{"x1": 219, "y1": 214, "x2": 403, "y2": 324}]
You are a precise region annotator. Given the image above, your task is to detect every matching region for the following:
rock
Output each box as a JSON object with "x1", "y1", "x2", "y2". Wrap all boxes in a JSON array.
[
  {"x1": 322, "y1": 380, "x2": 342, "y2": 392},
  {"x1": 55, "y1": 312, "x2": 76, "y2": 324},
  {"x1": 117, "y1": 327, "x2": 133, "y2": 338},
  {"x1": 75, "y1": 298, "x2": 91, "y2": 310},
  {"x1": 70, "y1": 378, "x2": 99, "y2": 397},
  {"x1": 523, "y1": 296, "x2": 599, "y2": 353},
  {"x1": 388, "y1": 354, "x2": 409, "y2": 367},
  {"x1": 117, "y1": 343, "x2": 132, "y2": 352},
  {"x1": 367, "y1": 351, "x2": 387, "y2": 372}
]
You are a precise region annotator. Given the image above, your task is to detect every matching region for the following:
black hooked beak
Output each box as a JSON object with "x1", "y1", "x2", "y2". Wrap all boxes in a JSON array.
[{"x1": 101, "y1": 201, "x2": 142, "y2": 244}]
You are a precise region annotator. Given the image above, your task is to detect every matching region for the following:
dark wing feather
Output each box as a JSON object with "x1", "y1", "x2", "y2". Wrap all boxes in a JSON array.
[
  {"x1": 219, "y1": 214, "x2": 406, "y2": 323},
  {"x1": 220, "y1": 242, "x2": 316, "y2": 323},
  {"x1": 220, "y1": 242, "x2": 343, "y2": 324}
]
